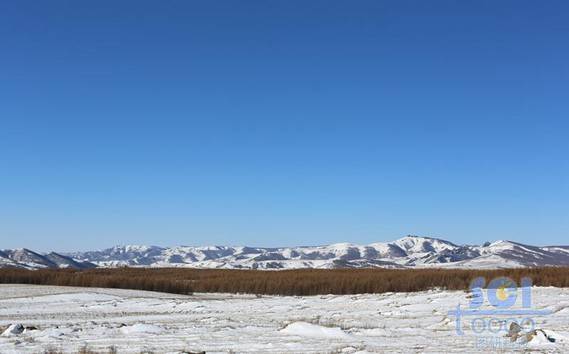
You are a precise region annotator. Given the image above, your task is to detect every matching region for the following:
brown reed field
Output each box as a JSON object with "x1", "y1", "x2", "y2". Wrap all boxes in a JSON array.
[{"x1": 1, "y1": 267, "x2": 568, "y2": 296}]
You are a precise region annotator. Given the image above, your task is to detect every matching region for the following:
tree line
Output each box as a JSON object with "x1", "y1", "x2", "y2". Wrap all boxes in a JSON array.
[{"x1": 1, "y1": 267, "x2": 568, "y2": 296}]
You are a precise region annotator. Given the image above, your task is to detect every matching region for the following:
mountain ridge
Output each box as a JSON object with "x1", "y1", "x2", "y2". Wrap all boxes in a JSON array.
[{"x1": 3, "y1": 235, "x2": 569, "y2": 270}]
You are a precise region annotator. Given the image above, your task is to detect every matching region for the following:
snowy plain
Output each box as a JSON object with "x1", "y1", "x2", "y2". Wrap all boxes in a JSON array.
[{"x1": 0, "y1": 284, "x2": 568, "y2": 353}]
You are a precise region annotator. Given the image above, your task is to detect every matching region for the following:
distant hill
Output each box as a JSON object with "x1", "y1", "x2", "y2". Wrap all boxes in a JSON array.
[{"x1": 4, "y1": 235, "x2": 569, "y2": 270}]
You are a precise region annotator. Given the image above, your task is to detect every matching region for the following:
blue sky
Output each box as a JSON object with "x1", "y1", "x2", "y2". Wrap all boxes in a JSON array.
[{"x1": 1, "y1": 1, "x2": 568, "y2": 251}]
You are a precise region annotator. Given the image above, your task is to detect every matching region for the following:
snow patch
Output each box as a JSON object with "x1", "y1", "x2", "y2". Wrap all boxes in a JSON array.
[
  {"x1": 1, "y1": 324, "x2": 24, "y2": 336},
  {"x1": 280, "y1": 322, "x2": 350, "y2": 339},
  {"x1": 120, "y1": 324, "x2": 165, "y2": 335}
]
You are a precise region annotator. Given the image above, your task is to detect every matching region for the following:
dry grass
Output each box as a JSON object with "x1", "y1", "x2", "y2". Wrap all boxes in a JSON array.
[
  {"x1": 42, "y1": 346, "x2": 118, "y2": 354},
  {"x1": 1, "y1": 267, "x2": 568, "y2": 296}
]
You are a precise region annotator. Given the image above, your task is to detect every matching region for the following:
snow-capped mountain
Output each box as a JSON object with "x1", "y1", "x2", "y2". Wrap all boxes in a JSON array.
[
  {"x1": 0, "y1": 248, "x2": 96, "y2": 270},
  {"x1": 3, "y1": 236, "x2": 569, "y2": 270}
]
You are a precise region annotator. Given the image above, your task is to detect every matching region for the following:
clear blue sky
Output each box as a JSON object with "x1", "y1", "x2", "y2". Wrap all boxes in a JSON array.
[{"x1": 1, "y1": 1, "x2": 568, "y2": 251}]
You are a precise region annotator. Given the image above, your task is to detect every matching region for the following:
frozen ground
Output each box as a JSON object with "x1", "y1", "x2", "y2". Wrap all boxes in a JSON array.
[{"x1": 0, "y1": 284, "x2": 568, "y2": 353}]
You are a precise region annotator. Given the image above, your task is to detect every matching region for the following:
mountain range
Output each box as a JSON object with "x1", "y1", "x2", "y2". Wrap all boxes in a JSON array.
[
  {"x1": 0, "y1": 248, "x2": 96, "y2": 270},
  {"x1": 3, "y1": 236, "x2": 569, "y2": 270}
]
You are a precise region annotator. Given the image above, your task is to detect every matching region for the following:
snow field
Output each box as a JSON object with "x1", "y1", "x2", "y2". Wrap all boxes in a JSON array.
[{"x1": 0, "y1": 284, "x2": 568, "y2": 353}]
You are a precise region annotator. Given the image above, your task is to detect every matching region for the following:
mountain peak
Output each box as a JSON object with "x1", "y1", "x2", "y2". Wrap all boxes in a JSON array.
[
  {"x1": 392, "y1": 235, "x2": 457, "y2": 254},
  {"x1": 4, "y1": 236, "x2": 569, "y2": 270}
]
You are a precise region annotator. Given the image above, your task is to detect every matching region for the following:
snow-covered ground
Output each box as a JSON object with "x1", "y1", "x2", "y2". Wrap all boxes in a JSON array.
[{"x1": 0, "y1": 284, "x2": 568, "y2": 353}]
